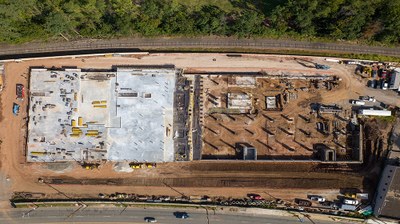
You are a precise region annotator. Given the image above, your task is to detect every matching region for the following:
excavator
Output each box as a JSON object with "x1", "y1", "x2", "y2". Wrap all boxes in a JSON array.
[{"x1": 81, "y1": 163, "x2": 100, "y2": 170}]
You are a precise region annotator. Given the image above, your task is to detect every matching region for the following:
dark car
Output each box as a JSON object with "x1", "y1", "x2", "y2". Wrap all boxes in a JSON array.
[
  {"x1": 16, "y1": 84, "x2": 25, "y2": 100},
  {"x1": 174, "y1": 212, "x2": 189, "y2": 219}
]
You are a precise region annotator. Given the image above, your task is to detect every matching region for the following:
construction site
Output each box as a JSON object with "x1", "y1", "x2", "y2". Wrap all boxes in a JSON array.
[
  {"x1": 27, "y1": 66, "x2": 177, "y2": 163},
  {"x1": 0, "y1": 53, "x2": 397, "y2": 214},
  {"x1": 199, "y1": 72, "x2": 361, "y2": 162},
  {"x1": 26, "y1": 65, "x2": 362, "y2": 164}
]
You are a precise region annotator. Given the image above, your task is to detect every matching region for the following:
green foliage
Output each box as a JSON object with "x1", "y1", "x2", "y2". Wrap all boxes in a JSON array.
[
  {"x1": 194, "y1": 5, "x2": 227, "y2": 35},
  {"x1": 0, "y1": 0, "x2": 400, "y2": 46},
  {"x1": 231, "y1": 10, "x2": 267, "y2": 37},
  {"x1": 378, "y1": 0, "x2": 400, "y2": 43}
]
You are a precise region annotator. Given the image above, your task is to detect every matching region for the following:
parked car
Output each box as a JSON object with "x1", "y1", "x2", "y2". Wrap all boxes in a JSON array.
[
  {"x1": 16, "y1": 84, "x2": 25, "y2": 100},
  {"x1": 13, "y1": 103, "x2": 20, "y2": 116},
  {"x1": 321, "y1": 201, "x2": 338, "y2": 209},
  {"x1": 248, "y1": 194, "x2": 264, "y2": 200},
  {"x1": 144, "y1": 217, "x2": 157, "y2": 223},
  {"x1": 351, "y1": 100, "x2": 365, "y2": 105},
  {"x1": 309, "y1": 195, "x2": 326, "y2": 202},
  {"x1": 359, "y1": 96, "x2": 376, "y2": 102},
  {"x1": 343, "y1": 198, "x2": 359, "y2": 205}
]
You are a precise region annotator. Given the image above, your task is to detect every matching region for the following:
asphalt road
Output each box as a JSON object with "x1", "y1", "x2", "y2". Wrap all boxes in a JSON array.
[
  {"x1": 0, "y1": 37, "x2": 400, "y2": 60},
  {"x1": 0, "y1": 207, "x2": 340, "y2": 224}
]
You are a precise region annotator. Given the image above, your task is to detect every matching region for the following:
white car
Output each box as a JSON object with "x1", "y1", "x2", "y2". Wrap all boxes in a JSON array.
[
  {"x1": 351, "y1": 100, "x2": 365, "y2": 105},
  {"x1": 343, "y1": 199, "x2": 359, "y2": 205}
]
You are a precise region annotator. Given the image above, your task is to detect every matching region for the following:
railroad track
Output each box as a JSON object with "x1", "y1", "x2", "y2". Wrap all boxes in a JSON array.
[{"x1": 0, "y1": 37, "x2": 399, "y2": 59}]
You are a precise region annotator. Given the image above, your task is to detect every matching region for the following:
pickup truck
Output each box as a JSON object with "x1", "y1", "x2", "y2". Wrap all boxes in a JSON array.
[{"x1": 359, "y1": 96, "x2": 376, "y2": 102}]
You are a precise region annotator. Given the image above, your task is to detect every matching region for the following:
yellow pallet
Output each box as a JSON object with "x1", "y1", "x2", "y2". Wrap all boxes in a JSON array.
[
  {"x1": 93, "y1": 105, "x2": 107, "y2": 108},
  {"x1": 78, "y1": 117, "x2": 83, "y2": 126}
]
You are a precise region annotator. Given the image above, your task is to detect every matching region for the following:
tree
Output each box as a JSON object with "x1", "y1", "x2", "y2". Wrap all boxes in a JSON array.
[
  {"x1": 0, "y1": 0, "x2": 41, "y2": 42},
  {"x1": 377, "y1": 0, "x2": 400, "y2": 43},
  {"x1": 103, "y1": 0, "x2": 139, "y2": 35},
  {"x1": 194, "y1": 5, "x2": 227, "y2": 35},
  {"x1": 231, "y1": 10, "x2": 266, "y2": 37},
  {"x1": 161, "y1": 5, "x2": 194, "y2": 34}
]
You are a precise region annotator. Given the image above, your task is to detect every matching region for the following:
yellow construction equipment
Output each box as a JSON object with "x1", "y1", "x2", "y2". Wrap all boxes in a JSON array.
[
  {"x1": 71, "y1": 119, "x2": 76, "y2": 127},
  {"x1": 92, "y1": 101, "x2": 100, "y2": 104},
  {"x1": 78, "y1": 117, "x2": 83, "y2": 126},
  {"x1": 100, "y1": 100, "x2": 107, "y2": 104},
  {"x1": 82, "y1": 163, "x2": 100, "y2": 170},
  {"x1": 85, "y1": 133, "x2": 98, "y2": 137},
  {"x1": 363, "y1": 66, "x2": 372, "y2": 77},
  {"x1": 145, "y1": 163, "x2": 157, "y2": 168},
  {"x1": 130, "y1": 163, "x2": 143, "y2": 169}
]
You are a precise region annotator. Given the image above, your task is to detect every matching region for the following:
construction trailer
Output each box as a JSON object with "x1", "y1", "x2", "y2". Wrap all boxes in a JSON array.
[{"x1": 359, "y1": 109, "x2": 392, "y2": 117}]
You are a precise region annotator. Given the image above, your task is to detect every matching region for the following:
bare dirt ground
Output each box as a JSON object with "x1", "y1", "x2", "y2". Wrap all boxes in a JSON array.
[
  {"x1": 0, "y1": 53, "x2": 389, "y2": 207},
  {"x1": 201, "y1": 75, "x2": 351, "y2": 160}
]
